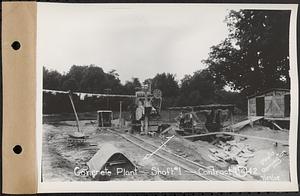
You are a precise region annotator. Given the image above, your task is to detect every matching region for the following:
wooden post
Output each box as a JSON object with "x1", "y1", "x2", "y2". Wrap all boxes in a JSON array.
[
  {"x1": 247, "y1": 98, "x2": 250, "y2": 117},
  {"x1": 100, "y1": 112, "x2": 104, "y2": 127},
  {"x1": 119, "y1": 101, "x2": 122, "y2": 128},
  {"x1": 230, "y1": 109, "x2": 234, "y2": 132},
  {"x1": 68, "y1": 92, "x2": 81, "y2": 133}
]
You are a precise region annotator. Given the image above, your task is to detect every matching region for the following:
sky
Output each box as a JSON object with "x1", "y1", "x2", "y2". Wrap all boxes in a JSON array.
[{"x1": 37, "y1": 3, "x2": 232, "y2": 84}]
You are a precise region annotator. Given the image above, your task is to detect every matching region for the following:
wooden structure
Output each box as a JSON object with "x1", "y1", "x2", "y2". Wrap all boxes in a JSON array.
[
  {"x1": 97, "y1": 110, "x2": 113, "y2": 127},
  {"x1": 247, "y1": 88, "x2": 290, "y2": 120},
  {"x1": 224, "y1": 116, "x2": 263, "y2": 132},
  {"x1": 169, "y1": 104, "x2": 235, "y2": 112}
]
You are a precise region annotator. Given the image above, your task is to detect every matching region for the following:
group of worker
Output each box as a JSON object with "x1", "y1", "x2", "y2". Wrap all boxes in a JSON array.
[
  {"x1": 131, "y1": 99, "x2": 224, "y2": 134},
  {"x1": 178, "y1": 112, "x2": 194, "y2": 129},
  {"x1": 177, "y1": 109, "x2": 222, "y2": 132},
  {"x1": 132, "y1": 99, "x2": 152, "y2": 135}
]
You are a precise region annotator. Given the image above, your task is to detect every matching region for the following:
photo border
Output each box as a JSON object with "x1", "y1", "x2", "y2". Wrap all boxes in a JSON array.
[{"x1": 35, "y1": 3, "x2": 299, "y2": 192}]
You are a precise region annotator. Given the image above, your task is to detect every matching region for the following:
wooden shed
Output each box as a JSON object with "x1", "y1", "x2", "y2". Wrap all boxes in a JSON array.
[{"x1": 247, "y1": 88, "x2": 290, "y2": 120}]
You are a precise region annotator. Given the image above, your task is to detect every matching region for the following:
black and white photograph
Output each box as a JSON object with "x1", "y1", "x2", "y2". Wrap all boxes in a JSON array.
[{"x1": 36, "y1": 3, "x2": 298, "y2": 192}]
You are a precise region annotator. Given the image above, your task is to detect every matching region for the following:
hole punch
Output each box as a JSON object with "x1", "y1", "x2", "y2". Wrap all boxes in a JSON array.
[
  {"x1": 11, "y1": 41, "x2": 21, "y2": 50},
  {"x1": 13, "y1": 145, "x2": 22, "y2": 154}
]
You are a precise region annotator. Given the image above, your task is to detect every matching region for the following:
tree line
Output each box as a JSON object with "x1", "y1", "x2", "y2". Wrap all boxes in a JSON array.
[
  {"x1": 43, "y1": 10, "x2": 290, "y2": 114},
  {"x1": 43, "y1": 66, "x2": 246, "y2": 112}
]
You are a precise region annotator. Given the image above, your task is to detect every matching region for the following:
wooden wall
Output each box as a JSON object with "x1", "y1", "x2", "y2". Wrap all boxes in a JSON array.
[
  {"x1": 248, "y1": 90, "x2": 289, "y2": 118},
  {"x1": 264, "y1": 95, "x2": 285, "y2": 118},
  {"x1": 248, "y1": 97, "x2": 256, "y2": 116}
]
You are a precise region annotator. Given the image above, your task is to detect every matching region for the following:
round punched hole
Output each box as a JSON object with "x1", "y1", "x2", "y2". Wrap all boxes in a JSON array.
[
  {"x1": 13, "y1": 145, "x2": 22, "y2": 154},
  {"x1": 11, "y1": 41, "x2": 21, "y2": 50}
]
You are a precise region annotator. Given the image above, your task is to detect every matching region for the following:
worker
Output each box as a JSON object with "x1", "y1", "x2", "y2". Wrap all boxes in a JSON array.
[
  {"x1": 136, "y1": 100, "x2": 145, "y2": 134},
  {"x1": 144, "y1": 98, "x2": 152, "y2": 134},
  {"x1": 215, "y1": 109, "x2": 221, "y2": 132},
  {"x1": 205, "y1": 109, "x2": 215, "y2": 132},
  {"x1": 178, "y1": 112, "x2": 185, "y2": 128},
  {"x1": 186, "y1": 113, "x2": 193, "y2": 128},
  {"x1": 129, "y1": 103, "x2": 137, "y2": 133}
]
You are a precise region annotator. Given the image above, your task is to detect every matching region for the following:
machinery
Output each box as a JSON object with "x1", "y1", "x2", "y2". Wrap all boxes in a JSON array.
[
  {"x1": 169, "y1": 104, "x2": 235, "y2": 135},
  {"x1": 135, "y1": 83, "x2": 162, "y2": 117},
  {"x1": 97, "y1": 110, "x2": 113, "y2": 127}
]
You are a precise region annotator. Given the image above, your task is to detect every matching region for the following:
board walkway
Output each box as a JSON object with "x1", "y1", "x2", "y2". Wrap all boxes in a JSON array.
[{"x1": 225, "y1": 116, "x2": 263, "y2": 131}]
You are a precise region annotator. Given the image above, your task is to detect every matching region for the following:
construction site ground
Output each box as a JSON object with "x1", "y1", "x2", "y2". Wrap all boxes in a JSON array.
[
  {"x1": 42, "y1": 120, "x2": 200, "y2": 181},
  {"x1": 42, "y1": 113, "x2": 290, "y2": 182}
]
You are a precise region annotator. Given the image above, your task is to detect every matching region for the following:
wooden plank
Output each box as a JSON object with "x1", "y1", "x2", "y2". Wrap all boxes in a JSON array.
[
  {"x1": 248, "y1": 98, "x2": 256, "y2": 116},
  {"x1": 247, "y1": 99, "x2": 250, "y2": 117},
  {"x1": 183, "y1": 132, "x2": 221, "y2": 139},
  {"x1": 228, "y1": 116, "x2": 263, "y2": 131},
  {"x1": 183, "y1": 131, "x2": 288, "y2": 145},
  {"x1": 191, "y1": 111, "x2": 201, "y2": 122},
  {"x1": 68, "y1": 92, "x2": 81, "y2": 133},
  {"x1": 160, "y1": 126, "x2": 173, "y2": 135},
  {"x1": 223, "y1": 132, "x2": 289, "y2": 145},
  {"x1": 264, "y1": 96, "x2": 273, "y2": 116},
  {"x1": 271, "y1": 121, "x2": 283, "y2": 130},
  {"x1": 264, "y1": 117, "x2": 290, "y2": 121},
  {"x1": 168, "y1": 104, "x2": 234, "y2": 111}
]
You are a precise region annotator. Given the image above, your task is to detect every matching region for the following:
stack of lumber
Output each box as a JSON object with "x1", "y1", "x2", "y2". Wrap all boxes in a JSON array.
[{"x1": 208, "y1": 140, "x2": 255, "y2": 166}]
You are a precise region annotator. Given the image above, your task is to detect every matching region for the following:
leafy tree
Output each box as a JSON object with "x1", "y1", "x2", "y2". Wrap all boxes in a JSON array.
[
  {"x1": 61, "y1": 65, "x2": 88, "y2": 91},
  {"x1": 106, "y1": 69, "x2": 124, "y2": 94},
  {"x1": 108, "y1": 69, "x2": 120, "y2": 78},
  {"x1": 79, "y1": 65, "x2": 107, "y2": 93},
  {"x1": 124, "y1": 78, "x2": 142, "y2": 95},
  {"x1": 43, "y1": 67, "x2": 63, "y2": 90},
  {"x1": 143, "y1": 78, "x2": 153, "y2": 86},
  {"x1": 204, "y1": 10, "x2": 290, "y2": 95},
  {"x1": 151, "y1": 73, "x2": 179, "y2": 98},
  {"x1": 62, "y1": 78, "x2": 78, "y2": 91},
  {"x1": 215, "y1": 90, "x2": 247, "y2": 111},
  {"x1": 59, "y1": 65, "x2": 124, "y2": 93},
  {"x1": 178, "y1": 69, "x2": 218, "y2": 106}
]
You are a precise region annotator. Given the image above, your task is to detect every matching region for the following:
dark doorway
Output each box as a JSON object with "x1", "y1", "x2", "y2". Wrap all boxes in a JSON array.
[
  {"x1": 284, "y1": 94, "x2": 290, "y2": 117},
  {"x1": 256, "y1": 97, "x2": 265, "y2": 116}
]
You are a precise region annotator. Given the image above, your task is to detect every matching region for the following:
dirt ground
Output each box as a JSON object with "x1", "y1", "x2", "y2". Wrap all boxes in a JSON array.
[
  {"x1": 42, "y1": 120, "x2": 200, "y2": 182},
  {"x1": 42, "y1": 114, "x2": 290, "y2": 182},
  {"x1": 237, "y1": 125, "x2": 290, "y2": 181}
]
